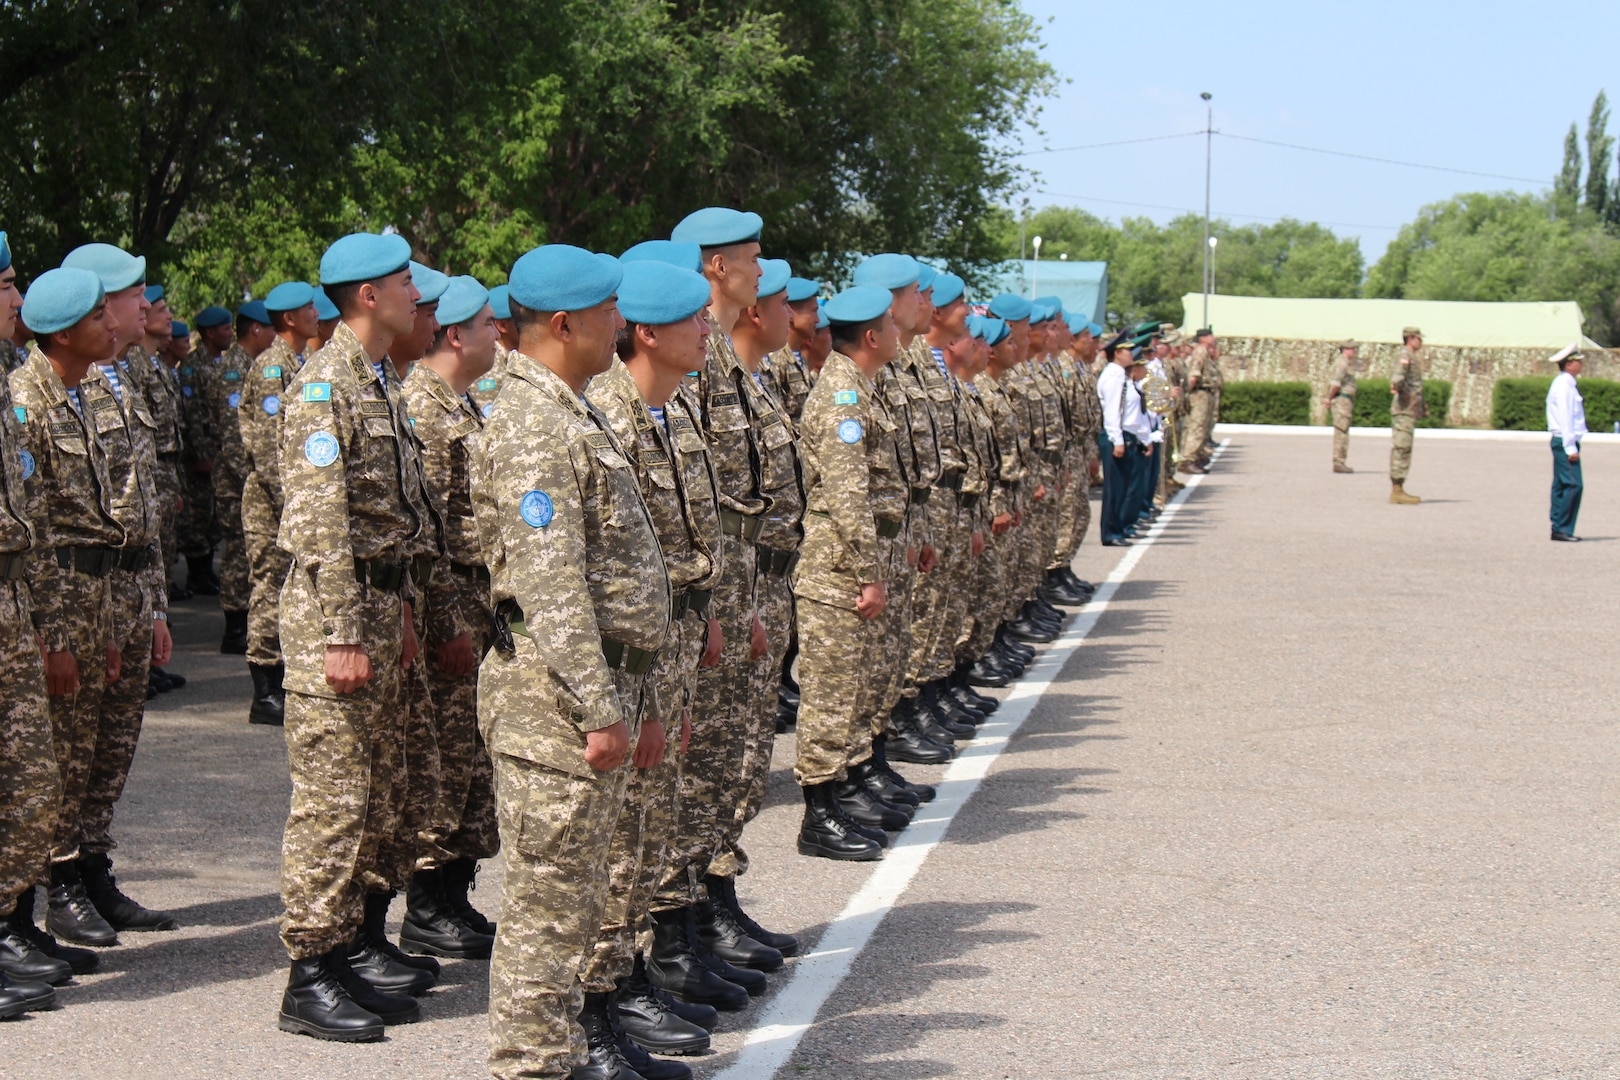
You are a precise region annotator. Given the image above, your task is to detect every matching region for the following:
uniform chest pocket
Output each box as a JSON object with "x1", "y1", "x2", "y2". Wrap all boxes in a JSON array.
[
  {"x1": 363, "y1": 416, "x2": 397, "y2": 440},
  {"x1": 592, "y1": 447, "x2": 639, "y2": 528},
  {"x1": 91, "y1": 403, "x2": 127, "y2": 436},
  {"x1": 51, "y1": 429, "x2": 89, "y2": 457},
  {"x1": 646, "y1": 464, "x2": 677, "y2": 491},
  {"x1": 707, "y1": 402, "x2": 749, "y2": 434},
  {"x1": 760, "y1": 418, "x2": 792, "y2": 451},
  {"x1": 132, "y1": 404, "x2": 159, "y2": 432}
]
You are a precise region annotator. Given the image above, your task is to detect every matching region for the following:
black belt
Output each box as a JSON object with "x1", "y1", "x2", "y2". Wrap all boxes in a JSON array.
[
  {"x1": 601, "y1": 637, "x2": 659, "y2": 675},
  {"x1": 446, "y1": 561, "x2": 491, "y2": 584},
  {"x1": 937, "y1": 471, "x2": 965, "y2": 491},
  {"x1": 0, "y1": 553, "x2": 25, "y2": 580},
  {"x1": 875, "y1": 517, "x2": 902, "y2": 540},
  {"x1": 957, "y1": 492, "x2": 980, "y2": 510},
  {"x1": 719, "y1": 509, "x2": 764, "y2": 543},
  {"x1": 756, "y1": 545, "x2": 799, "y2": 577},
  {"x1": 671, "y1": 589, "x2": 713, "y2": 620},
  {"x1": 354, "y1": 558, "x2": 409, "y2": 592},
  {"x1": 55, "y1": 546, "x2": 119, "y2": 577},
  {"x1": 910, "y1": 486, "x2": 931, "y2": 505}
]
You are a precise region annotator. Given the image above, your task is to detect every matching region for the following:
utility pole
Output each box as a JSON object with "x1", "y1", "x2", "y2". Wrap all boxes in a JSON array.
[
  {"x1": 1201, "y1": 91, "x2": 1213, "y2": 330},
  {"x1": 1031, "y1": 235, "x2": 1042, "y2": 298}
]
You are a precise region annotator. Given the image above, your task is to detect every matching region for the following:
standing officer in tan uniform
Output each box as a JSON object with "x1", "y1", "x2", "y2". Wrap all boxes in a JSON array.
[
  {"x1": 475, "y1": 244, "x2": 672, "y2": 1080},
  {"x1": 1179, "y1": 329, "x2": 1217, "y2": 475},
  {"x1": 1389, "y1": 327, "x2": 1424, "y2": 503},
  {"x1": 1326, "y1": 340, "x2": 1359, "y2": 474}
]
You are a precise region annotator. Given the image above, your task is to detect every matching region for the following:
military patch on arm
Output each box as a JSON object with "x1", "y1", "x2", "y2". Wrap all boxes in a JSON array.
[
  {"x1": 227, "y1": 392, "x2": 241, "y2": 409},
  {"x1": 520, "y1": 489, "x2": 554, "y2": 528},
  {"x1": 18, "y1": 448, "x2": 34, "y2": 480},
  {"x1": 838, "y1": 418, "x2": 864, "y2": 444},
  {"x1": 834, "y1": 390, "x2": 858, "y2": 405},
  {"x1": 303, "y1": 382, "x2": 332, "y2": 402},
  {"x1": 263, "y1": 395, "x2": 281, "y2": 416},
  {"x1": 12, "y1": 406, "x2": 23, "y2": 423},
  {"x1": 304, "y1": 431, "x2": 340, "y2": 467},
  {"x1": 262, "y1": 365, "x2": 282, "y2": 378}
]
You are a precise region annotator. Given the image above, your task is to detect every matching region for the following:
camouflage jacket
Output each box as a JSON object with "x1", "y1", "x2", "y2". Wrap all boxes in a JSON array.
[
  {"x1": 130, "y1": 345, "x2": 184, "y2": 457},
  {"x1": 1391, "y1": 348, "x2": 1425, "y2": 418},
  {"x1": 973, "y1": 370, "x2": 1029, "y2": 520},
  {"x1": 1330, "y1": 362, "x2": 1358, "y2": 400},
  {"x1": 0, "y1": 339, "x2": 27, "y2": 374},
  {"x1": 692, "y1": 331, "x2": 767, "y2": 521},
  {"x1": 0, "y1": 367, "x2": 36, "y2": 557},
  {"x1": 737, "y1": 351, "x2": 804, "y2": 554},
  {"x1": 465, "y1": 342, "x2": 507, "y2": 419},
  {"x1": 206, "y1": 341, "x2": 255, "y2": 483},
  {"x1": 240, "y1": 335, "x2": 302, "y2": 526},
  {"x1": 765, "y1": 345, "x2": 814, "y2": 428},
  {"x1": 83, "y1": 360, "x2": 165, "y2": 615},
  {"x1": 954, "y1": 376, "x2": 997, "y2": 534},
  {"x1": 177, "y1": 345, "x2": 219, "y2": 463}
]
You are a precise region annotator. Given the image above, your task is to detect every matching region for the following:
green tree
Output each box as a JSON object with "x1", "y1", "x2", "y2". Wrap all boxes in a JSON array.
[
  {"x1": 1586, "y1": 91, "x2": 1614, "y2": 220},
  {"x1": 1554, "y1": 121, "x2": 1583, "y2": 217}
]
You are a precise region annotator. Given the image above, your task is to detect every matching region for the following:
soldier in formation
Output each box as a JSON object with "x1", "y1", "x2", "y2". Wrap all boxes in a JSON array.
[
  {"x1": 1326, "y1": 339, "x2": 1360, "y2": 474},
  {"x1": 1389, "y1": 326, "x2": 1425, "y2": 504}
]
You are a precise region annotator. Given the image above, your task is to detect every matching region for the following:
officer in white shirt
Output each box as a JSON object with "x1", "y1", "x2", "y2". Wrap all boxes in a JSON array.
[
  {"x1": 1545, "y1": 343, "x2": 1587, "y2": 542},
  {"x1": 1096, "y1": 335, "x2": 1134, "y2": 546}
]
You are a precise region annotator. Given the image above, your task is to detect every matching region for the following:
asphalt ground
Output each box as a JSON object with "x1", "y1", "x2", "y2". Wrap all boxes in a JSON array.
[{"x1": 9, "y1": 428, "x2": 1618, "y2": 1079}]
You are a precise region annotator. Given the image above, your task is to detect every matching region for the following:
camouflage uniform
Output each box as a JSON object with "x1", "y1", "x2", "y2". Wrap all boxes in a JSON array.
[
  {"x1": 974, "y1": 369, "x2": 1032, "y2": 632},
  {"x1": 240, "y1": 336, "x2": 301, "y2": 667},
  {"x1": 129, "y1": 345, "x2": 185, "y2": 591},
  {"x1": 176, "y1": 347, "x2": 221, "y2": 563},
  {"x1": 906, "y1": 342, "x2": 971, "y2": 691},
  {"x1": 0, "y1": 339, "x2": 27, "y2": 374},
  {"x1": 1005, "y1": 362, "x2": 1062, "y2": 606},
  {"x1": 466, "y1": 343, "x2": 507, "y2": 419},
  {"x1": 582, "y1": 359, "x2": 722, "y2": 993},
  {"x1": 1181, "y1": 344, "x2": 1216, "y2": 465},
  {"x1": 953, "y1": 374, "x2": 1003, "y2": 665},
  {"x1": 10, "y1": 348, "x2": 121, "y2": 864},
  {"x1": 1052, "y1": 350, "x2": 1100, "y2": 567},
  {"x1": 1390, "y1": 347, "x2": 1425, "y2": 482},
  {"x1": 1329, "y1": 361, "x2": 1357, "y2": 469},
  {"x1": 765, "y1": 345, "x2": 814, "y2": 428},
  {"x1": 473, "y1": 350, "x2": 671, "y2": 1080},
  {"x1": 793, "y1": 353, "x2": 908, "y2": 784},
  {"x1": 0, "y1": 373, "x2": 57, "y2": 908},
  {"x1": 275, "y1": 322, "x2": 425, "y2": 960},
  {"x1": 206, "y1": 342, "x2": 255, "y2": 611}
]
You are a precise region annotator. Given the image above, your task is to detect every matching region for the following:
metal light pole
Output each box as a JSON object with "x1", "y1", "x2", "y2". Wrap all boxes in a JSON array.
[
  {"x1": 1031, "y1": 235, "x2": 1042, "y2": 298},
  {"x1": 1208, "y1": 235, "x2": 1218, "y2": 302},
  {"x1": 1201, "y1": 91, "x2": 1213, "y2": 329}
]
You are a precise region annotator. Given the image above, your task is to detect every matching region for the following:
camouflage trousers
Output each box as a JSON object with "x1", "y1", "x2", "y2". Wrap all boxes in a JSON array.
[
  {"x1": 178, "y1": 464, "x2": 219, "y2": 559},
  {"x1": 244, "y1": 529, "x2": 290, "y2": 667},
  {"x1": 958, "y1": 527, "x2": 1008, "y2": 664},
  {"x1": 654, "y1": 535, "x2": 756, "y2": 910},
  {"x1": 380, "y1": 610, "x2": 441, "y2": 892},
  {"x1": 278, "y1": 564, "x2": 406, "y2": 959},
  {"x1": 79, "y1": 570, "x2": 152, "y2": 857},
  {"x1": 792, "y1": 594, "x2": 883, "y2": 786},
  {"x1": 1390, "y1": 414, "x2": 1415, "y2": 482},
  {"x1": 0, "y1": 582, "x2": 59, "y2": 903},
  {"x1": 933, "y1": 507, "x2": 987, "y2": 674},
  {"x1": 488, "y1": 672, "x2": 645, "y2": 1080},
  {"x1": 1181, "y1": 391, "x2": 1214, "y2": 463},
  {"x1": 47, "y1": 570, "x2": 114, "y2": 864},
  {"x1": 417, "y1": 626, "x2": 498, "y2": 871},
  {"x1": 1051, "y1": 444, "x2": 1092, "y2": 568},
  {"x1": 211, "y1": 464, "x2": 250, "y2": 611},
  {"x1": 155, "y1": 452, "x2": 183, "y2": 593},
  {"x1": 863, "y1": 534, "x2": 915, "y2": 762},
  {"x1": 1332, "y1": 397, "x2": 1353, "y2": 468},
  {"x1": 905, "y1": 495, "x2": 964, "y2": 690}
]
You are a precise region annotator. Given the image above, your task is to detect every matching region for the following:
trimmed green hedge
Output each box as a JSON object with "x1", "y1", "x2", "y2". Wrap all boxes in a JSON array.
[
  {"x1": 1218, "y1": 381, "x2": 1311, "y2": 425},
  {"x1": 1494, "y1": 376, "x2": 1620, "y2": 432},
  {"x1": 1351, "y1": 379, "x2": 1452, "y2": 429}
]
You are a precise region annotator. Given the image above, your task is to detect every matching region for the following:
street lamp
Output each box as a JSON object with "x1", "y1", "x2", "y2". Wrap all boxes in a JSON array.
[
  {"x1": 1201, "y1": 91, "x2": 1213, "y2": 329},
  {"x1": 1031, "y1": 234, "x2": 1042, "y2": 298},
  {"x1": 1208, "y1": 235, "x2": 1218, "y2": 303}
]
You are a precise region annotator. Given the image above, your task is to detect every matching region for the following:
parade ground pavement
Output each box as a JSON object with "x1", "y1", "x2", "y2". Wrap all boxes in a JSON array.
[{"x1": 11, "y1": 428, "x2": 1618, "y2": 1079}]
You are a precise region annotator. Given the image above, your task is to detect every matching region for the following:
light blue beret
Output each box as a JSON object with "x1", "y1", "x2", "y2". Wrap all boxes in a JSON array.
[
  {"x1": 171, "y1": 320, "x2": 189, "y2": 337},
  {"x1": 238, "y1": 300, "x2": 272, "y2": 325},
  {"x1": 816, "y1": 307, "x2": 830, "y2": 330},
  {"x1": 313, "y1": 287, "x2": 339, "y2": 321},
  {"x1": 63, "y1": 243, "x2": 146, "y2": 292},
  {"x1": 618, "y1": 261, "x2": 710, "y2": 326},
  {"x1": 916, "y1": 263, "x2": 938, "y2": 292},
  {"x1": 1063, "y1": 312, "x2": 1086, "y2": 335},
  {"x1": 143, "y1": 285, "x2": 165, "y2": 304},
  {"x1": 194, "y1": 305, "x2": 232, "y2": 329},
  {"x1": 966, "y1": 314, "x2": 985, "y2": 339},
  {"x1": 932, "y1": 272, "x2": 966, "y2": 307},
  {"x1": 508, "y1": 245, "x2": 623, "y2": 313},
  {"x1": 487, "y1": 285, "x2": 511, "y2": 321},
  {"x1": 319, "y1": 232, "x2": 412, "y2": 287},
  {"x1": 983, "y1": 317, "x2": 1011, "y2": 347},
  {"x1": 265, "y1": 281, "x2": 316, "y2": 313},
  {"x1": 670, "y1": 207, "x2": 763, "y2": 247},
  {"x1": 757, "y1": 258, "x2": 791, "y2": 299},
  {"x1": 621, "y1": 240, "x2": 702, "y2": 272},
  {"x1": 1088, "y1": 321, "x2": 1103, "y2": 337},
  {"x1": 1028, "y1": 302, "x2": 1053, "y2": 324},
  {"x1": 437, "y1": 276, "x2": 490, "y2": 327},
  {"x1": 0, "y1": 232, "x2": 9, "y2": 273},
  {"x1": 786, "y1": 277, "x2": 819, "y2": 303},
  {"x1": 409, "y1": 261, "x2": 450, "y2": 306},
  {"x1": 22, "y1": 267, "x2": 105, "y2": 335},
  {"x1": 852, "y1": 253, "x2": 920, "y2": 290},
  {"x1": 987, "y1": 294, "x2": 1032, "y2": 322},
  {"x1": 823, "y1": 284, "x2": 893, "y2": 325},
  {"x1": 1034, "y1": 295, "x2": 1064, "y2": 315}
]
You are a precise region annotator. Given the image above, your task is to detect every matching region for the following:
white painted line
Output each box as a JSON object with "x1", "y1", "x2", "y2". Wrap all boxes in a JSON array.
[
  {"x1": 710, "y1": 440, "x2": 1231, "y2": 1080},
  {"x1": 1214, "y1": 422, "x2": 1619, "y2": 443}
]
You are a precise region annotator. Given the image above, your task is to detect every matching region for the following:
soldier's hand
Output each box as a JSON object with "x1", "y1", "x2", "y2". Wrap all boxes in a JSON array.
[
  {"x1": 44, "y1": 650, "x2": 79, "y2": 697},
  {"x1": 1570, "y1": 451, "x2": 1580, "y2": 463},
  {"x1": 325, "y1": 644, "x2": 373, "y2": 693},
  {"x1": 749, "y1": 615, "x2": 768, "y2": 661},
  {"x1": 1112, "y1": 445, "x2": 1124, "y2": 459},
  {"x1": 106, "y1": 643, "x2": 122, "y2": 685},
  {"x1": 632, "y1": 718, "x2": 668, "y2": 769},
  {"x1": 700, "y1": 618, "x2": 723, "y2": 668},
  {"x1": 918, "y1": 544, "x2": 938, "y2": 573},
  {"x1": 905, "y1": 545, "x2": 917, "y2": 568},
  {"x1": 971, "y1": 530, "x2": 986, "y2": 557},
  {"x1": 434, "y1": 632, "x2": 477, "y2": 678},
  {"x1": 400, "y1": 602, "x2": 419, "y2": 671},
  {"x1": 151, "y1": 618, "x2": 173, "y2": 666},
  {"x1": 991, "y1": 513, "x2": 1012, "y2": 536},
  {"x1": 1034, "y1": 484, "x2": 1047, "y2": 501},
  {"x1": 585, "y1": 720, "x2": 631, "y2": 772},
  {"x1": 856, "y1": 581, "x2": 887, "y2": 620},
  {"x1": 680, "y1": 710, "x2": 693, "y2": 754}
]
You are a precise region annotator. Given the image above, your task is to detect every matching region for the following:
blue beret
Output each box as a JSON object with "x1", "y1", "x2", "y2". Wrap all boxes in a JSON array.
[
  {"x1": 264, "y1": 281, "x2": 316, "y2": 313},
  {"x1": 0, "y1": 232, "x2": 9, "y2": 273},
  {"x1": 1063, "y1": 312, "x2": 1087, "y2": 335},
  {"x1": 815, "y1": 307, "x2": 830, "y2": 330},
  {"x1": 63, "y1": 243, "x2": 146, "y2": 292},
  {"x1": 1090, "y1": 321, "x2": 1104, "y2": 337},
  {"x1": 487, "y1": 285, "x2": 511, "y2": 321},
  {"x1": 670, "y1": 207, "x2": 763, "y2": 248},
  {"x1": 313, "y1": 287, "x2": 339, "y2": 321},
  {"x1": 1034, "y1": 295, "x2": 1065, "y2": 315},
  {"x1": 931, "y1": 272, "x2": 966, "y2": 307},
  {"x1": 1028, "y1": 302, "x2": 1053, "y2": 325},
  {"x1": 319, "y1": 232, "x2": 412, "y2": 287},
  {"x1": 143, "y1": 285, "x2": 165, "y2": 304},
  {"x1": 916, "y1": 263, "x2": 938, "y2": 292},
  {"x1": 756, "y1": 258, "x2": 791, "y2": 299},
  {"x1": 966, "y1": 314, "x2": 985, "y2": 339},
  {"x1": 620, "y1": 240, "x2": 702, "y2": 273},
  {"x1": 852, "y1": 253, "x2": 920, "y2": 290},
  {"x1": 987, "y1": 294, "x2": 1032, "y2": 322},
  {"x1": 238, "y1": 300, "x2": 272, "y2": 325},
  {"x1": 195, "y1": 305, "x2": 232, "y2": 329},
  {"x1": 618, "y1": 261, "x2": 710, "y2": 326},
  {"x1": 409, "y1": 261, "x2": 450, "y2": 306},
  {"x1": 171, "y1": 320, "x2": 189, "y2": 337},
  {"x1": 823, "y1": 284, "x2": 893, "y2": 325},
  {"x1": 983, "y1": 317, "x2": 1011, "y2": 347},
  {"x1": 22, "y1": 267, "x2": 105, "y2": 335},
  {"x1": 437, "y1": 276, "x2": 490, "y2": 327},
  {"x1": 508, "y1": 245, "x2": 622, "y2": 313},
  {"x1": 786, "y1": 277, "x2": 819, "y2": 303}
]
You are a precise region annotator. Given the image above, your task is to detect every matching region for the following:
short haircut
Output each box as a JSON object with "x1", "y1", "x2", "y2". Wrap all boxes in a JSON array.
[
  {"x1": 507, "y1": 297, "x2": 554, "y2": 335},
  {"x1": 324, "y1": 280, "x2": 365, "y2": 317},
  {"x1": 829, "y1": 316, "x2": 882, "y2": 352},
  {"x1": 614, "y1": 324, "x2": 636, "y2": 362},
  {"x1": 235, "y1": 314, "x2": 261, "y2": 337},
  {"x1": 272, "y1": 309, "x2": 300, "y2": 334}
]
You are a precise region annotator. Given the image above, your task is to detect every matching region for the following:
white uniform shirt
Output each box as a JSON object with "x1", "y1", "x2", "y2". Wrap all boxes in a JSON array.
[
  {"x1": 1545, "y1": 371, "x2": 1587, "y2": 457},
  {"x1": 1123, "y1": 375, "x2": 1152, "y2": 441},
  {"x1": 1098, "y1": 361, "x2": 1127, "y2": 445}
]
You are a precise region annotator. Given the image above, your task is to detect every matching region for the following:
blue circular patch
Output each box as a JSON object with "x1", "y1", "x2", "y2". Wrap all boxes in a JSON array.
[
  {"x1": 227, "y1": 391, "x2": 242, "y2": 410},
  {"x1": 263, "y1": 395, "x2": 281, "y2": 416},
  {"x1": 520, "y1": 490, "x2": 554, "y2": 528},
  {"x1": 837, "y1": 418, "x2": 864, "y2": 444},
  {"x1": 182, "y1": 386, "x2": 193, "y2": 398},
  {"x1": 18, "y1": 448, "x2": 33, "y2": 481},
  {"x1": 304, "y1": 430, "x2": 340, "y2": 468},
  {"x1": 482, "y1": 403, "x2": 494, "y2": 418}
]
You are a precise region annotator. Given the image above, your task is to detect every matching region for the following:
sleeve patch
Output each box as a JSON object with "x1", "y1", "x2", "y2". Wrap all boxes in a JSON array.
[
  {"x1": 476, "y1": 377, "x2": 498, "y2": 392},
  {"x1": 263, "y1": 395, "x2": 281, "y2": 416},
  {"x1": 520, "y1": 490, "x2": 555, "y2": 528},
  {"x1": 303, "y1": 430, "x2": 340, "y2": 467},
  {"x1": 12, "y1": 406, "x2": 24, "y2": 423},
  {"x1": 837, "y1": 418, "x2": 864, "y2": 444},
  {"x1": 18, "y1": 448, "x2": 34, "y2": 481},
  {"x1": 834, "y1": 390, "x2": 859, "y2": 405},
  {"x1": 262, "y1": 365, "x2": 282, "y2": 378},
  {"x1": 227, "y1": 391, "x2": 242, "y2": 410},
  {"x1": 303, "y1": 382, "x2": 332, "y2": 402}
]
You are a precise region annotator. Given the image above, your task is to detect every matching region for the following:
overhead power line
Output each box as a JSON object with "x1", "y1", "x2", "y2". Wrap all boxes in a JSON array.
[
  {"x1": 1216, "y1": 132, "x2": 1546, "y2": 185},
  {"x1": 1030, "y1": 189, "x2": 1401, "y2": 232},
  {"x1": 1014, "y1": 131, "x2": 1204, "y2": 156}
]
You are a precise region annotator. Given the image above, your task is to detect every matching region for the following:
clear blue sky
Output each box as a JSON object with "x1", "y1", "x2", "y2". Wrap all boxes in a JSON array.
[{"x1": 1011, "y1": 0, "x2": 1620, "y2": 268}]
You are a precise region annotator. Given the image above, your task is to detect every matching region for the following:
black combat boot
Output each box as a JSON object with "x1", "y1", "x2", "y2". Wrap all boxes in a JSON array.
[
  {"x1": 279, "y1": 948, "x2": 390, "y2": 1040},
  {"x1": 626, "y1": 952, "x2": 717, "y2": 1031},
  {"x1": 438, "y1": 857, "x2": 496, "y2": 936},
  {"x1": 690, "y1": 894, "x2": 782, "y2": 973},
  {"x1": 79, "y1": 851, "x2": 177, "y2": 932},
  {"x1": 606, "y1": 990, "x2": 692, "y2": 1080},
  {"x1": 705, "y1": 873, "x2": 797, "y2": 956},
  {"x1": 920, "y1": 682, "x2": 977, "y2": 736},
  {"x1": 347, "y1": 892, "x2": 437, "y2": 995},
  {"x1": 964, "y1": 653, "x2": 1011, "y2": 687},
  {"x1": 797, "y1": 783, "x2": 883, "y2": 862},
  {"x1": 1062, "y1": 568, "x2": 1095, "y2": 593},
  {"x1": 951, "y1": 666, "x2": 998, "y2": 714},
  {"x1": 400, "y1": 867, "x2": 493, "y2": 959},
  {"x1": 645, "y1": 908, "x2": 749, "y2": 1011},
  {"x1": 220, "y1": 609, "x2": 249, "y2": 654},
  {"x1": 886, "y1": 701, "x2": 953, "y2": 765},
  {"x1": 851, "y1": 754, "x2": 918, "y2": 808},
  {"x1": 872, "y1": 735, "x2": 935, "y2": 803},
  {"x1": 0, "y1": 968, "x2": 55, "y2": 1014},
  {"x1": 934, "y1": 676, "x2": 985, "y2": 723},
  {"x1": 6, "y1": 889, "x2": 95, "y2": 975},
  {"x1": 0, "y1": 889, "x2": 71, "y2": 986},
  {"x1": 1043, "y1": 569, "x2": 1090, "y2": 606},
  {"x1": 185, "y1": 554, "x2": 220, "y2": 596},
  {"x1": 575, "y1": 991, "x2": 648, "y2": 1080},
  {"x1": 46, "y1": 861, "x2": 117, "y2": 947},
  {"x1": 248, "y1": 663, "x2": 285, "y2": 725},
  {"x1": 681, "y1": 906, "x2": 766, "y2": 994},
  {"x1": 615, "y1": 960, "x2": 711, "y2": 1054},
  {"x1": 995, "y1": 626, "x2": 1036, "y2": 664},
  {"x1": 834, "y1": 777, "x2": 912, "y2": 833}
]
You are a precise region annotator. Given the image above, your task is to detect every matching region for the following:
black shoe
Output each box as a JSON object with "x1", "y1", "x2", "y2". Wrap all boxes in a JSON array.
[
  {"x1": 1043, "y1": 573, "x2": 1090, "y2": 607},
  {"x1": 705, "y1": 874, "x2": 798, "y2": 957},
  {"x1": 149, "y1": 668, "x2": 174, "y2": 693},
  {"x1": 618, "y1": 1032, "x2": 692, "y2": 1080},
  {"x1": 682, "y1": 907, "x2": 766, "y2": 995},
  {"x1": 400, "y1": 868, "x2": 494, "y2": 960},
  {"x1": 834, "y1": 778, "x2": 911, "y2": 832},
  {"x1": 7, "y1": 892, "x2": 95, "y2": 975},
  {"x1": 624, "y1": 952, "x2": 717, "y2": 1033},
  {"x1": 996, "y1": 629, "x2": 1036, "y2": 662},
  {"x1": 989, "y1": 645, "x2": 1027, "y2": 677},
  {"x1": 278, "y1": 951, "x2": 387, "y2": 1041},
  {"x1": 576, "y1": 992, "x2": 649, "y2": 1080},
  {"x1": 0, "y1": 891, "x2": 72, "y2": 986},
  {"x1": 797, "y1": 783, "x2": 883, "y2": 862},
  {"x1": 46, "y1": 863, "x2": 117, "y2": 947},
  {"x1": 248, "y1": 663, "x2": 285, "y2": 726},
  {"x1": 851, "y1": 755, "x2": 918, "y2": 808},
  {"x1": 887, "y1": 706, "x2": 954, "y2": 766},
  {"x1": 615, "y1": 960, "x2": 712, "y2": 1054},
  {"x1": 185, "y1": 554, "x2": 220, "y2": 596},
  {"x1": 645, "y1": 908, "x2": 750, "y2": 1011},
  {"x1": 79, "y1": 852, "x2": 177, "y2": 931},
  {"x1": 439, "y1": 858, "x2": 497, "y2": 936},
  {"x1": 950, "y1": 669, "x2": 998, "y2": 715},
  {"x1": 360, "y1": 890, "x2": 440, "y2": 981},
  {"x1": 168, "y1": 582, "x2": 193, "y2": 603},
  {"x1": 964, "y1": 656, "x2": 1010, "y2": 688},
  {"x1": 918, "y1": 692, "x2": 974, "y2": 740},
  {"x1": 155, "y1": 665, "x2": 186, "y2": 689},
  {"x1": 1005, "y1": 616, "x2": 1055, "y2": 644},
  {"x1": 777, "y1": 681, "x2": 800, "y2": 713},
  {"x1": 1551, "y1": 531, "x2": 1581, "y2": 542},
  {"x1": 0, "y1": 969, "x2": 55, "y2": 1012},
  {"x1": 220, "y1": 609, "x2": 249, "y2": 655},
  {"x1": 872, "y1": 735, "x2": 936, "y2": 803},
  {"x1": 690, "y1": 897, "x2": 783, "y2": 973},
  {"x1": 1061, "y1": 568, "x2": 1095, "y2": 593},
  {"x1": 1102, "y1": 536, "x2": 1130, "y2": 547},
  {"x1": 927, "y1": 679, "x2": 983, "y2": 725}
]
